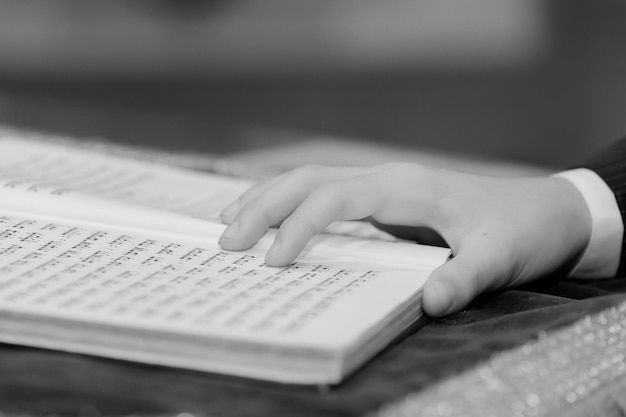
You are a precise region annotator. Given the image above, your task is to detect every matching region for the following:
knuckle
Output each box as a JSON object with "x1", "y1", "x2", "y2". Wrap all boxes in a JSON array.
[
  {"x1": 289, "y1": 164, "x2": 321, "y2": 181},
  {"x1": 238, "y1": 201, "x2": 273, "y2": 226},
  {"x1": 383, "y1": 162, "x2": 425, "y2": 179},
  {"x1": 314, "y1": 183, "x2": 348, "y2": 214},
  {"x1": 379, "y1": 161, "x2": 409, "y2": 171},
  {"x1": 315, "y1": 183, "x2": 342, "y2": 199},
  {"x1": 370, "y1": 163, "x2": 428, "y2": 192},
  {"x1": 282, "y1": 215, "x2": 319, "y2": 237}
]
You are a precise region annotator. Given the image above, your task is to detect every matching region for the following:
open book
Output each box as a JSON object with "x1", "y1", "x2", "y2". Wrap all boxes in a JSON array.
[{"x1": 0, "y1": 129, "x2": 451, "y2": 385}]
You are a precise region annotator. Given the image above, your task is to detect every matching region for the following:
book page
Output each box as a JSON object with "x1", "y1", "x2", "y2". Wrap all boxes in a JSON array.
[
  {"x1": 0, "y1": 213, "x2": 439, "y2": 351},
  {"x1": 0, "y1": 136, "x2": 252, "y2": 222}
]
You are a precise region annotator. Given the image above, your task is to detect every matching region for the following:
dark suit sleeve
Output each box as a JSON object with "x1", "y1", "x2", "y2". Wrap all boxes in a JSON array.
[{"x1": 583, "y1": 136, "x2": 626, "y2": 277}]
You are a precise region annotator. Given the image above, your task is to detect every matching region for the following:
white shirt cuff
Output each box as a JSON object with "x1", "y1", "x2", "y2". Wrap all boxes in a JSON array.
[{"x1": 553, "y1": 168, "x2": 623, "y2": 278}]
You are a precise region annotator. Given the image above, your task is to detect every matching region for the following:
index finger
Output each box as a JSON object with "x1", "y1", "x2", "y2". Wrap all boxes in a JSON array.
[{"x1": 264, "y1": 175, "x2": 389, "y2": 266}]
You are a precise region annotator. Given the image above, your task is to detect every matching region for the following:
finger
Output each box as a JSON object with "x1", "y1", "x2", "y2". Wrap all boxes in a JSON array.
[
  {"x1": 220, "y1": 176, "x2": 283, "y2": 224},
  {"x1": 421, "y1": 247, "x2": 508, "y2": 317},
  {"x1": 265, "y1": 178, "x2": 387, "y2": 266},
  {"x1": 221, "y1": 165, "x2": 387, "y2": 224},
  {"x1": 220, "y1": 166, "x2": 382, "y2": 251},
  {"x1": 218, "y1": 187, "x2": 310, "y2": 251},
  {"x1": 219, "y1": 167, "x2": 328, "y2": 250},
  {"x1": 220, "y1": 166, "x2": 334, "y2": 224}
]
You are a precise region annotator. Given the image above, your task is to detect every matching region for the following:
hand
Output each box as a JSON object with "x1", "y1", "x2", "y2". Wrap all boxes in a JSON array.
[{"x1": 218, "y1": 164, "x2": 592, "y2": 317}]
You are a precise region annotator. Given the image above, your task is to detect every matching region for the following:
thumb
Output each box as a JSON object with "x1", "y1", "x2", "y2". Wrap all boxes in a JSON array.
[{"x1": 422, "y1": 250, "x2": 502, "y2": 317}]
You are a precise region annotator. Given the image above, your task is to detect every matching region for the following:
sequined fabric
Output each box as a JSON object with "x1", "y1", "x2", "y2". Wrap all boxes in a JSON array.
[{"x1": 371, "y1": 299, "x2": 626, "y2": 417}]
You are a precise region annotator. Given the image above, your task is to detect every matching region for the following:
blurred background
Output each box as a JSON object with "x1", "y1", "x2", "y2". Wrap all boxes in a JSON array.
[{"x1": 0, "y1": 0, "x2": 624, "y2": 169}]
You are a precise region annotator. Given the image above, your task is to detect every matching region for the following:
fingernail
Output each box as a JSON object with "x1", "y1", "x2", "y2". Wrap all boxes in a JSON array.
[
  {"x1": 219, "y1": 221, "x2": 239, "y2": 243},
  {"x1": 429, "y1": 281, "x2": 454, "y2": 315},
  {"x1": 265, "y1": 239, "x2": 282, "y2": 265}
]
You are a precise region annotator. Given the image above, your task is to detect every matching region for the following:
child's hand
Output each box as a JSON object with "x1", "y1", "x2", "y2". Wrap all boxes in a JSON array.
[{"x1": 218, "y1": 164, "x2": 592, "y2": 317}]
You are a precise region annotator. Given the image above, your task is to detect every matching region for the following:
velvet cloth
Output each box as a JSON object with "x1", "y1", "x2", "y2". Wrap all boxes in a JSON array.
[{"x1": 2, "y1": 273, "x2": 625, "y2": 417}]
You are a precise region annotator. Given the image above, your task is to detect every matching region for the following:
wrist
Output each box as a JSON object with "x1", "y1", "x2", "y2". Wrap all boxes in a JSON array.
[
  {"x1": 546, "y1": 176, "x2": 593, "y2": 267},
  {"x1": 553, "y1": 169, "x2": 623, "y2": 278}
]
